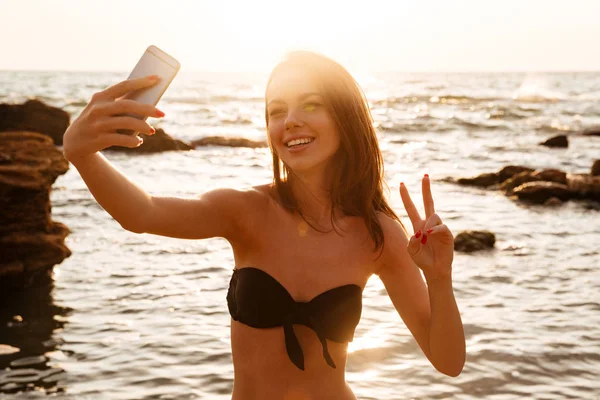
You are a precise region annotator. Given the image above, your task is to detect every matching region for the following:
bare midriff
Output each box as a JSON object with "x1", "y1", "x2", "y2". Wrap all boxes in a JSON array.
[{"x1": 230, "y1": 322, "x2": 358, "y2": 400}]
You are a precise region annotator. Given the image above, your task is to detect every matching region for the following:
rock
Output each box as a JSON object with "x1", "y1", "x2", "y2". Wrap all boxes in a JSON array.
[
  {"x1": 540, "y1": 135, "x2": 568, "y2": 148},
  {"x1": 566, "y1": 173, "x2": 600, "y2": 201},
  {"x1": 500, "y1": 169, "x2": 567, "y2": 194},
  {"x1": 497, "y1": 166, "x2": 535, "y2": 183},
  {"x1": 457, "y1": 166, "x2": 534, "y2": 188},
  {"x1": 582, "y1": 126, "x2": 600, "y2": 136},
  {"x1": 454, "y1": 231, "x2": 496, "y2": 252},
  {"x1": 107, "y1": 128, "x2": 194, "y2": 153},
  {"x1": 190, "y1": 136, "x2": 267, "y2": 148},
  {"x1": 592, "y1": 160, "x2": 600, "y2": 176},
  {"x1": 512, "y1": 181, "x2": 572, "y2": 204},
  {"x1": 544, "y1": 197, "x2": 563, "y2": 206},
  {"x1": 499, "y1": 171, "x2": 538, "y2": 193},
  {"x1": 457, "y1": 172, "x2": 500, "y2": 188},
  {"x1": 0, "y1": 100, "x2": 70, "y2": 145},
  {"x1": 0, "y1": 131, "x2": 70, "y2": 289},
  {"x1": 532, "y1": 169, "x2": 568, "y2": 184}
]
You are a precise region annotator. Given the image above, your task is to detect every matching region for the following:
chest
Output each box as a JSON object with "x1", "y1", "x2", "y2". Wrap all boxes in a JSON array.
[{"x1": 234, "y1": 202, "x2": 379, "y2": 301}]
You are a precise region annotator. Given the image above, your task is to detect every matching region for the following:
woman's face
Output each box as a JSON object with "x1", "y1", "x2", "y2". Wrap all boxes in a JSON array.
[{"x1": 266, "y1": 67, "x2": 340, "y2": 178}]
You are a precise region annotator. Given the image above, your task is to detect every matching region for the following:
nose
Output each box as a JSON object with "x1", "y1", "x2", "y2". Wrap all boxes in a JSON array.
[{"x1": 284, "y1": 109, "x2": 304, "y2": 131}]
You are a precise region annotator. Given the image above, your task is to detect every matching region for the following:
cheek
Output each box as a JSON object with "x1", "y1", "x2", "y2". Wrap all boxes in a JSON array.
[
  {"x1": 312, "y1": 115, "x2": 339, "y2": 142},
  {"x1": 267, "y1": 120, "x2": 285, "y2": 142}
]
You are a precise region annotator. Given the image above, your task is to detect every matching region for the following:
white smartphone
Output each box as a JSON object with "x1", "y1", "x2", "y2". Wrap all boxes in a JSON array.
[{"x1": 118, "y1": 45, "x2": 181, "y2": 135}]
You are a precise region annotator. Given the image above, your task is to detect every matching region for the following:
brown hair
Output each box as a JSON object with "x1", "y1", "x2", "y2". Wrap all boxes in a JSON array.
[{"x1": 265, "y1": 51, "x2": 404, "y2": 256}]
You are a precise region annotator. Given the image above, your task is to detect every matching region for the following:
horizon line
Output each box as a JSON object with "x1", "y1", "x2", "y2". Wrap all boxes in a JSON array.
[{"x1": 1, "y1": 67, "x2": 600, "y2": 75}]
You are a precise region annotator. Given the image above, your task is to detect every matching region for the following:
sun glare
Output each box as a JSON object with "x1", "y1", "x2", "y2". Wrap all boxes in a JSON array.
[{"x1": 152, "y1": 0, "x2": 384, "y2": 73}]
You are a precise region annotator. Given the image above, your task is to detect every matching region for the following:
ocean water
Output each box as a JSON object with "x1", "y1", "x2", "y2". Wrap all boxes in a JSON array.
[{"x1": 0, "y1": 70, "x2": 599, "y2": 399}]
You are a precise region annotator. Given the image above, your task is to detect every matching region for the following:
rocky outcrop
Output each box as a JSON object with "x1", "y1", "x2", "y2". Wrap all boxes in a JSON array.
[
  {"x1": 454, "y1": 231, "x2": 496, "y2": 252},
  {"x1": 190, "y1": 136, "x2": 267, "y2": 148},
  {"x1": 0, "y1": 131, "x2": 71, "y2": 289},
  {"x1": 582, "y1": 126, "x2": 600, "y2": 136},
  {"x1": 454, "y1": 163, "x2": 600, "y2": 205},
  {"x1": 511, "y1": 181, "x2": 572, "y2": 203},
  {"x1": 107, "y1": 128, "x2": 194, "y2": 153},
  {"x1": 455, "y1": 166, "x2": 534, "y2": 188},
  {"x1": 592, "y1": 160, "x2": 600, "y2": 176},
  {"x1": 0, "y1": 100, "x2": 70, "y2": 145},
  {"x1": 499, "y1": 169, "x2": 567, "y2": 193},
  {"x1": 540, "y1": 135, "x2": 568, "y2": 148}
]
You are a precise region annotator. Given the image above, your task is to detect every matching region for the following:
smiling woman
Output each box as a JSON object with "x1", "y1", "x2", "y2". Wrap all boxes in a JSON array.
[{"x1": 61, "y1": 47, "x2": 465, "y2": 399}]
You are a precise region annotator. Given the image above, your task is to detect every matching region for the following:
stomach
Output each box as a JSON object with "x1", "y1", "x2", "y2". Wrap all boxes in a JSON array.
[{"x1": 230, "y1": 321, "x2": 358, "y2": 400}]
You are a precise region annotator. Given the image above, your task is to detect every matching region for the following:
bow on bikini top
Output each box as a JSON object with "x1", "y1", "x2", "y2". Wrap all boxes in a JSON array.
[{"x1": 226, "y1": 267, "x2": 363, "y2": 371}]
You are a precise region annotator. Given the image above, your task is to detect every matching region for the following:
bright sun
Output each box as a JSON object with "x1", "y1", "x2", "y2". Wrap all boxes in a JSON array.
[{"x1": 150, "y1": 1, "x2": 376, "y2": 72}]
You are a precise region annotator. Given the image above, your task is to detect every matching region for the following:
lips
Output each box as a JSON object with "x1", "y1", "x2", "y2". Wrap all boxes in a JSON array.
[
  {"x1": 286, "y1": 138, "x2": 314, "y2": 152},
  {"x1": 285, "y1": 136, "x2": 315, "y2": 148}
]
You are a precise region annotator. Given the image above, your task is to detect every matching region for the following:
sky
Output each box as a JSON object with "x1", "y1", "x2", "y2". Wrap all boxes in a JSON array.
[{"x1": 1, "y1": 0, "x2": 599, "y2": 74}]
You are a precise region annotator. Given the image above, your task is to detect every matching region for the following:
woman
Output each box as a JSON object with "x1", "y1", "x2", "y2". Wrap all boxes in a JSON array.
[{"x1": 63, "y1": 51, "x2": 465, "y2": 399}]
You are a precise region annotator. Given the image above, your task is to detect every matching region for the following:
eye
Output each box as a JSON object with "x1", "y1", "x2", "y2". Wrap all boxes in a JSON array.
[
  {"x1": 268, "y1": 108, "x2": 285, "y2": 117},
  {"x1": 303, "y1": 102, "x2": 320, "y2": 112}
]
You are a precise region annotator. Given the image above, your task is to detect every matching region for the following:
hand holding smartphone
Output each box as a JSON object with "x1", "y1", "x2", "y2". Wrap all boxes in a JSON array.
[{"x1": 118, "y1": 45, "x2": 181, "y2": 135}]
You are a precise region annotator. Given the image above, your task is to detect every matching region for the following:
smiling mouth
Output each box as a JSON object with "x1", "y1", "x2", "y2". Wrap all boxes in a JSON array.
[{"x1": 286, "y1": 137, "x2": 315, "y2": 148}]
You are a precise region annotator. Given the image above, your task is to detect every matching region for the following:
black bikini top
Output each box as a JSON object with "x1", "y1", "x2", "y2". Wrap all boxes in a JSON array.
[{"x1": 226, "y1": 267, "x2": 363, "y2": 371}]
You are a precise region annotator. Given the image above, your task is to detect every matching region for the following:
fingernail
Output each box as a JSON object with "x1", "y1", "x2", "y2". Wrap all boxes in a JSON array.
[
  {"x1": 421, "y1": 235, "x2": 428, "y2": 245},
  {"x1": 149, "y1": 75, "x2": 159, "y2": 81},
  {"x1": 150, "y1": 127, "x2": 155, "y2": 134},
  {"x1": 415, "y1": 230, "x2": 422, "y2": 239},
  {"x1": 400, "y1": 182, "x2": 404, "y2": 186},
  {"x1": 427, "y1": 228, "x2": 433, "y2": 234},
  {"x1": 424, "y1": 174, "x2": 429, "y2": 178},
  {"x1": 155, "y1": 109, "x2": 165, "y2": 117},
  {"x1": 137, "y1": 138, "x2": 144, "y2": 146}
]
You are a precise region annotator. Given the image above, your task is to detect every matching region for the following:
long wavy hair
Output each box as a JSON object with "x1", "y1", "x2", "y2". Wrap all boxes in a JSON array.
[{"x1": 265, "y1": 51, "x2": 404, "y2": 255}]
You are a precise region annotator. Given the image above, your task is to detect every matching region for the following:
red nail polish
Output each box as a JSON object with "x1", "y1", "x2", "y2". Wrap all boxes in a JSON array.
[
  {"x1": 427, "y1": 229, "x2": 433, "y2": 234},
  {"x1": 150, "y1": 127, "x2": 155, "y2": 134},
  {"x1": 421, "y1": 235, "x2": 428, "y2": 244},
  {"x1": 415, "y1": 230, "x2": 422, "y2": 239},
  {"x1": 156, "y1": 110, "x2": 165, "y2": 117},
  {"x1": 400, "y1": 182, "x2": 404, "y2": 186},
  {"x1": 424, "y1": 174, "x2": 429, "y2": 178}
]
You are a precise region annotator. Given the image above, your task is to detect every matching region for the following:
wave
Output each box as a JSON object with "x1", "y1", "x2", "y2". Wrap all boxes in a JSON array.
[
  {"x1": 378, "y1": 115, "x2": 503, "y2": 133},
  {"x1": 171, "y1": 94, "x2": 263, "y2": 105},
  {"x1": 486, "y1": 106, "x2": 534, "y2": 120},
  {"x1": 512, "y1": 93, "x2": 563, "y2": 103},
  {"x1": 373, "y1": 94, "x2": 502, "y2": 106}
]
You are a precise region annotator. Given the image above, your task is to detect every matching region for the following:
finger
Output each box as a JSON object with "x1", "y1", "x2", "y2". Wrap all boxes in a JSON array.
[
  {"x1": 424, "y1": 224, "x2": 454, "y2": 244},
  {"x1": 422, "y1": 174, "x2": 435, "y2": 219},
  {"x1": 98, "y1": 99, "x2": 164, "y2": 119},
  {"x1": 423, "y1": 213, "x2": 443, "y2": 231},
  {"x1": 399, "y1": 182, "x2": 422, "y2": 229},
  {"x1": 96, "y1": 75, "x2": 159, "y2": 101},
  {"x1": 425, "y1": 224, "x2": 452, "y2": 237},
  {"x1": 96, "y1": 116, "x2": 155, "y2": 135},
  {"x1": 99, "y1": 133, "x2": 144, "y2": 149},
  {"x1": 406, "y1": 233, "x2": 422, "y2": 257}
]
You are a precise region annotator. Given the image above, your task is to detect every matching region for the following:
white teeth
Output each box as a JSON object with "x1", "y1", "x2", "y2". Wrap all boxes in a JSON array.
[{"x1": 287, "y1": 137, "x2": 314, "y2": 147}]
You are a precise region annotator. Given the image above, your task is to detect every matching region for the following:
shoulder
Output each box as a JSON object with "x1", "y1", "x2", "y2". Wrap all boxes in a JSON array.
[
  {"x1": 374, "y1": 211, "x2": 411, "y2": 276},
  {"x1": 203, "y1": 184, "x2": 271, "y2": 210},
  {"x1": 227, "y1": 183, "x2": 275, "y2": 230}
]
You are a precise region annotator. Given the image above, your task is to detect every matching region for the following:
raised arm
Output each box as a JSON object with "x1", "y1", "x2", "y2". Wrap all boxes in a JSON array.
[{"x1": 63, "y1": 75, "x2": 252, "y2": 242}]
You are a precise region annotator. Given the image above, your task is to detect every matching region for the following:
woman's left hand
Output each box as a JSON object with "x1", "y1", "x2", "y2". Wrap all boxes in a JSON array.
[{"x1": 400, "y1": 174, "x2": 454, "y2": 280}]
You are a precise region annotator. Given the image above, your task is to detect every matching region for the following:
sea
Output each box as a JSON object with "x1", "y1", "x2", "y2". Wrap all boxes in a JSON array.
[{"x1": 0, "y1": 70, "x2": 599, "y2": 399}]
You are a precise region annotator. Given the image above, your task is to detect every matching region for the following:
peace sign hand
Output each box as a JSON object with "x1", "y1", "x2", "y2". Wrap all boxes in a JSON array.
[{"x1": 400, "y1": 175, "x2": 454, "y2": 281}]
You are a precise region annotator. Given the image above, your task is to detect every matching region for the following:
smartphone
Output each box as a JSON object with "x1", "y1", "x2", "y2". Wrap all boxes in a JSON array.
[{"x1": 118, "y1": 45, "x2": 180, "y2": 135}]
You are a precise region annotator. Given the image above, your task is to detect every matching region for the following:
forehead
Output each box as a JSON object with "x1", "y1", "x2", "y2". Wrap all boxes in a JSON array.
[{"x1": 266, "y1": 67, "x2": 321, "y2": 102}]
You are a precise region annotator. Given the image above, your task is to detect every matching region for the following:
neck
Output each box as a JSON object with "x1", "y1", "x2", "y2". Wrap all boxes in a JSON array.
[{"x1": 288, "y1": 167, "x2": 339, "y2": 225}]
